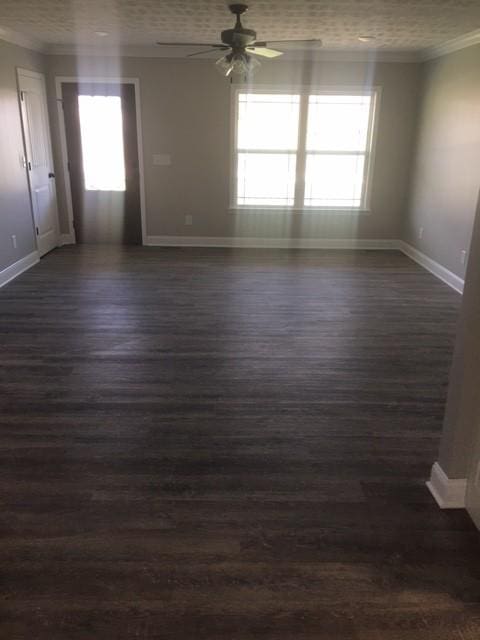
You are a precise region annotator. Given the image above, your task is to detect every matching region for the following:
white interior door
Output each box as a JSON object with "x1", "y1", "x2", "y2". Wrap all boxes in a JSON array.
[{"x1": 18, "y1": 69, "x2": 59, "y2": 257}]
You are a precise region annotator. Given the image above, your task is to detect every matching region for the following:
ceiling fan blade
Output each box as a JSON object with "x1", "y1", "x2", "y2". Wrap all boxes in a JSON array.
[
  {"x1": 247, "y1": 47, "x2": 283, "y2": 58},
  {"x1": 156, "y1": 42, "x2": 226, "y2": 47},
  {"x1": 254, "y1": 39, "x2": 322, "y2": 47},
  {"x1": 187, "y1": 47, "x2": 230, "y2": 58}
]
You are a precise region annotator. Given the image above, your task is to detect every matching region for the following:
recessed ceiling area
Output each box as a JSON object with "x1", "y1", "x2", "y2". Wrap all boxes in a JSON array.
[{"x1": 0, "y1": 0, "x2": 480, "y2": 52}]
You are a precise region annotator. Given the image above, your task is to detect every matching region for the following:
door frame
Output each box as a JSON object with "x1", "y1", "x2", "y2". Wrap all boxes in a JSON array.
[
  {"x1": 55, "y1": 76, "x2": 147, "y2": 245},
  {"x1": 17, "y1": 67, "x2": 60, "y2": 253}
]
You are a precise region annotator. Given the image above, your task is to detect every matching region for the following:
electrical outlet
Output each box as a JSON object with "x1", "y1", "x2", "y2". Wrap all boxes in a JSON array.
[
  {"x1": 418, "y1": 226, "x2": 424, "y2": 240},
  {"x1": 11, "y1": 235, "x2": 17, "y2": 249},
  {"x1": 185, "y1": 214, "x2": 193, "y2": 226},
  {"x1": 460, "y1": 250, "x2": 467, "y2": 265}
]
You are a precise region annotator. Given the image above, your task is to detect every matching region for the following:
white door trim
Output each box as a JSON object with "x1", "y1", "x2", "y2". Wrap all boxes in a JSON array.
[
  {"x1": 427, "y1": 462, "x2": 467, "y2": 509},
  {"x1": 55, "y1": 76, "x2": 147, "y2": 245},
  {"x1": 17, "y1": 67, "x2": 60, "y2": 253}
]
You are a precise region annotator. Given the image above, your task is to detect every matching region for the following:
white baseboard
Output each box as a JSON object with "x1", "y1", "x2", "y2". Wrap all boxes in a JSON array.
[
  {"x1": 145, "y1": 235, "x2": 399, "y2": 250},
  {"x1": 426, "y1": 462, "x2": 467, "y2": 509},
  {"x1": 145, "y1": 236, "x2": 464, "y2": 294},
  {"x1": 0, "y1": 250, "x2": 39, "y2": 289},
  {"x1": 58, "y1": 233, "x2": 75, "y2": 246},
  {"x1": 398, "y1": 241, "x2": 464, "y2": 294},
  {"x1": 52, "y1": 234, "x2": 465, "y2": 294}
]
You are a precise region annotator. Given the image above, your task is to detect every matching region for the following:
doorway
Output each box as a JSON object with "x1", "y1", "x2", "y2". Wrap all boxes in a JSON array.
[
  {"x1": 18, "y1": 69, "x2": 59, "y2": 257},
  {"x1": 60, "y1": 80, "x2": 144, "y2": 245}
]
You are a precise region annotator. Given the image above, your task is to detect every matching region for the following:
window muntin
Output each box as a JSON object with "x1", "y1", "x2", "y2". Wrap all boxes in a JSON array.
[
  {"x1": 237, "y1": 152, "x2": 297, "y2": 207},
  {"x1": 237, "y1": 93, "x2": 301, "y2": 151},
  {"x1": 306, "y1": 95, "x2": 372, "y2": 152},
  {"x1": 235, "y1": 93, "x2": 300, "y2": 207},
  {"x1": 233, "y1": 89, "x2": 377, "y2": 210},
  {"x1": 304, "y1": 154, "x2": 366, "y2": 208},
  {"x1": 304, "y1": 94, "x2": 373, "y2": 208},
  {"x1": 78, "y1": 95, "x2": 126, "y2": 192}
]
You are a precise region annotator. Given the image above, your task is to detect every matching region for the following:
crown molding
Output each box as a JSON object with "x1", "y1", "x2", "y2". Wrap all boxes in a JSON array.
[
  {"x1": 0, "y1": 27, "x2": 45, "y2": 53},
  {"x1": 46, "y1": 43, "x2": 420, "y2": 63},
  {"x1": 421, "y1": 28, "x2": 480, "y2": 61}
]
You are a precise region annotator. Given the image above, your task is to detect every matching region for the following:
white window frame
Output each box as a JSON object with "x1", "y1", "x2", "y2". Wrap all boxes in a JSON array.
[{"x1": 230, "y1": 85, "x2": 380, "y2": 213}]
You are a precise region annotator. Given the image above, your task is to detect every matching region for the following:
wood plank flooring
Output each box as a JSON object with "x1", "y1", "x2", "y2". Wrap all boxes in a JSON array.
[{"x1": 1, "y1": 246, "x2": 479, "y2": 639}]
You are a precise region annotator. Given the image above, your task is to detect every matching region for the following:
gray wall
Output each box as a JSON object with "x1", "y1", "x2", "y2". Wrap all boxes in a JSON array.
[
  {"x1": 46, "y1": 54, "x2": 421, "y2": 241},
  {"x1": 465, "y1": 195, "x2": 480, "y2": 526},
  {"x1": 403, "y1": 44, "x2": 480, "y2": 278},
  {"x1": 0, "y1": 39, "x2": 45, "y2": 272},
  {"x1": 439, "y1": 191, "x2": 480, "y2": 482}
]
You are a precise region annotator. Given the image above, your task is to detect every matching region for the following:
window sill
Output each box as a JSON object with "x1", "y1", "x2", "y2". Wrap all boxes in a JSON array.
[{"x1": 229, "y1": 206, "x2": 371, "y2": 214}]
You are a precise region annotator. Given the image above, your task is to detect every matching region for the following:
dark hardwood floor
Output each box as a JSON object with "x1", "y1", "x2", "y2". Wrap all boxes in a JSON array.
[{"x1": 1, "y1": 246, "x2": 479, "y2": 639}]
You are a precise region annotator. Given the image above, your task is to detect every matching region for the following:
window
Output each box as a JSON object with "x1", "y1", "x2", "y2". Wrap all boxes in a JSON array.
[
  {"x1": 232, "y1": 89, "x2": 377, "y2": 210},
  {"x1": 305, "y1": 95, "x2": 372, "y2": 208},
  {"x1": 78, "y1": 95, "x2": 126, "y2": 191},
  {"x1": 235, "y1": 93, "x2": 300, "y2": 206}
]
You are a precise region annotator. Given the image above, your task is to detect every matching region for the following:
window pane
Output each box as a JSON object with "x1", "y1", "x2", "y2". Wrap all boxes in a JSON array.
[
  {"x1": 238, "y1": 93, "x2": 300, "y2": 151},
  {"x1": 237, "y1": 153, "x2": 297, "y2": 206},
  {"x1": 307, "y1": 95, "x2": 372, "y2": 152},
  {"x1": 304, "y1": 154, "x2": 366, "y2": 207},
  {"x1": 78, "y1": 95, "x2": 126, "y2": 191}
]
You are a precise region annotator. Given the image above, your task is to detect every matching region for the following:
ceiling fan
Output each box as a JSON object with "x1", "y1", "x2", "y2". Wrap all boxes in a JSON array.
[{"x1": 156, "y1": 3, "x2": 322, "y2": 77}]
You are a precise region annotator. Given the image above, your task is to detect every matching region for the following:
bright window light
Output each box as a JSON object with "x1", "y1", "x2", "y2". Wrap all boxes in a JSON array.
[
  {"x1": 78, "y1": 95, "x2": 126, "y2": 191},
  {"x1": 304, "y1": 154, "x2": 366, "y2": 207},
  {"x1": 237, "y1": 153, "x2": 297, "y2": 206},
  {"x1": 236, "y1": 93, "x2": 300, "y2": 207},
  {"x1": 304, "y1": 94, "x2": 374, "y2": 209},
  {"x1": 306, "y1": 95, "x2": 372, "y2": 152},
  {"x1": 233, "y1": 90, "x2": 376, "y2": 210},
  {"x1": 237, "y1": 93, "x2": 300, "y2": 151}
]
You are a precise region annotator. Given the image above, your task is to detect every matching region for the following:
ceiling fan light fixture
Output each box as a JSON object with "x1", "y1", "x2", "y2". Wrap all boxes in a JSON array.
[
  {"x1": 215, "y1": 54, "x2": 234, "y2": 76},
  {"x1": 215, "y1": 52, "x2": 260, "y2": 77},
  {"x1": 157, "y1": 4, "x2": 323, "y2": 80}
]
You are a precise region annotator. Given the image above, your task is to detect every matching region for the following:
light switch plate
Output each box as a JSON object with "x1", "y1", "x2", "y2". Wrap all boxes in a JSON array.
[{"x1": 153, "y1": 153, "x2": 171, "y2": 166}]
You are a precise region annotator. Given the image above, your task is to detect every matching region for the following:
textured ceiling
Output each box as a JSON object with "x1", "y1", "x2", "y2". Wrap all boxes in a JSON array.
[{"x1": 0, "y1": 0, "x2": 480, "y2": 51}]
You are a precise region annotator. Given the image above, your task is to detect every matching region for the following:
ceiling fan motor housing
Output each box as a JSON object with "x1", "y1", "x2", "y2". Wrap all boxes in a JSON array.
[
  {"x1": 223, "y1": 3, "x2": 256, "y2": 49},
  {"x1": 221, "y1": 27, "x2": 257, "y2": 48}
]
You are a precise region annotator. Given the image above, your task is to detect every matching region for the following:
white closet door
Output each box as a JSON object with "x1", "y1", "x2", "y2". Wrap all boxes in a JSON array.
[{"x1": 18, "y1": 69, "x2": 58, "y2": 257}]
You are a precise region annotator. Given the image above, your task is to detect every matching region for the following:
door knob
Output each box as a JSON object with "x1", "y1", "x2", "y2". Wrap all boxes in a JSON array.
[{"x1": 48, "y1": 172, "x2": 55, "y2": 178}]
